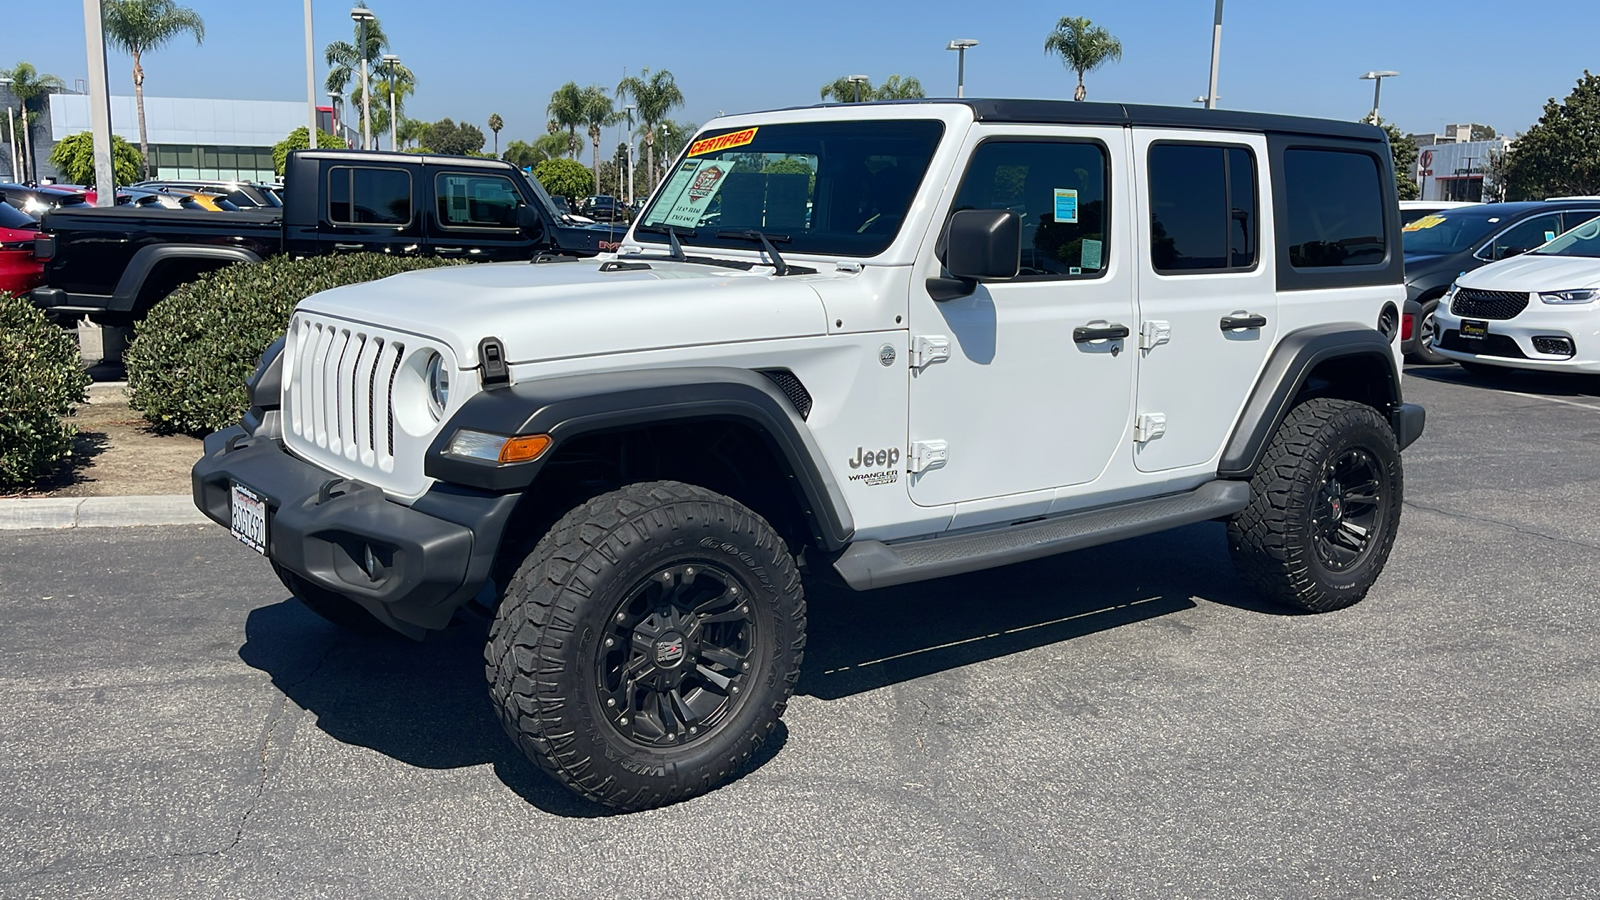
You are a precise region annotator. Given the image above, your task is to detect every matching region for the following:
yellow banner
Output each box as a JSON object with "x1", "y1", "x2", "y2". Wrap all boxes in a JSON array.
[{"x1": 688, "y1": 127, "x2": 758, "y2": 157}]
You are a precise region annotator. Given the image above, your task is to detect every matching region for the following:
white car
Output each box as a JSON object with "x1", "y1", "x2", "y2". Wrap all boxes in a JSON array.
[{"x1": 1434, "y1": 216, "x2": 1600, "y2": 373}]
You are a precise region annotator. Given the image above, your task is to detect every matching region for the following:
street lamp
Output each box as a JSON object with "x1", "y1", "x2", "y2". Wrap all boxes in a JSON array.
[
  {"x1": 623, "y1": 103, "x2": 636, "y2": 205},
  {"x1": 350, "y1": 7, "x2": 376, "y2": 151},
  {"x1": 946, "y1": 39, "x2": 978, "y2": 99},
  {"x1": 847, "y1": 74, "x2": 870, "y2": 104},
  {"x1": 1204, "y1": 0, "x2": 1223, "y2": 109},
  {"x1": 327, "y1": 90, "x2": 342, "y2": 143},
  {"x1": 304, "y1": 0, "x2": 317, "y2": 149},
  {"x1": 1360, "y1": 70, "x2": 1399, "y2": 125},
  {"x1": 0, "y1": 76, "x2": 16, "y2": 183},
  {"x1": 381, "y1": 53, "x2": 399, "y2": 151}
]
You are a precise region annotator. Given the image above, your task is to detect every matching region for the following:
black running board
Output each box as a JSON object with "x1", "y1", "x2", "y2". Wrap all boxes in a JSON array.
[{"x1": 833, "y1": 480, "x2": 1250, "y2": 590}]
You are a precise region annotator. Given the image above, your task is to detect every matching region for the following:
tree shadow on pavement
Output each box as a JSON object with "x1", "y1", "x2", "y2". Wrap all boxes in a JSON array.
[{"x1": 237, "y1": 520, "x2": 1274, "y2": 814}]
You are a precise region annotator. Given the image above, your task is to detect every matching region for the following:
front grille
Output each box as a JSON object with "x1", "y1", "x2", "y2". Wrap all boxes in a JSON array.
[
  {"x1": 1438, "y1": 329, "x2": 1527, "y2": 358},
  {"x1": 1533, "y1": 336, "x2": 1576, "y2": 357},
  {"x1": 285, "y1": 315, "x2": 406, "y2": 469},
  {"x1": 759, "y1": 369, "x2": 813, "y2": 419},
  {"x1": 1452, "y1": 288, "x2": 1529, "y2": 320}
]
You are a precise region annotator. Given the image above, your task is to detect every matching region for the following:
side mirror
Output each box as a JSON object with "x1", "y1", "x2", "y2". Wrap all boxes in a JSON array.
[
  {"x1": 516, "y1": 204, "x2": 545, "y2": 241},
  {"x1": 928, "y1": 209, "x2": 1021, "y2": 301}
]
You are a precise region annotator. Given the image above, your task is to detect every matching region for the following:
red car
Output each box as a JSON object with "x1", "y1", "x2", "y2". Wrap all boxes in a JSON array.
[{"x1": 0, "y1": 201, "x2": 44, "y2": 296}]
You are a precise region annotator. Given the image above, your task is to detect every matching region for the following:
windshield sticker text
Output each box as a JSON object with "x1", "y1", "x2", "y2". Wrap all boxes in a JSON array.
[
  {"x1": 650, "y1": 159, "x2": 733, "y2": 228},
  {"x1": 688, "y1": 127, "x2": 758, "y2": 157},
  {"x1": 1404, "y1": 214, "x2": 1446, "y2": 232}
]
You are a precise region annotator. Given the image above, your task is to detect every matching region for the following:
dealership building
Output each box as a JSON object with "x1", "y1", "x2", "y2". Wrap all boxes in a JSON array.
[
  {"x1": 26, "y1": 93, "x2": 340, "y2": 184},
  {"x1": 1413, "y1": 127, "x2": 1514, "y2": 203}
]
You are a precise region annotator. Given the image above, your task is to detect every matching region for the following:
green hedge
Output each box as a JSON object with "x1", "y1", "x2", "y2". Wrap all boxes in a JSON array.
[
  {"x1": 0, "y1": 292, "x2": 90, "y2": 489},
  {"x1": 126, "y1": 253, "x2": 466, "y2": 434}
]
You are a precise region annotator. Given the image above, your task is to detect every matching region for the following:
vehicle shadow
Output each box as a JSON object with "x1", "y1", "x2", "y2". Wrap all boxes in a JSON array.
[
  {"x1": 1406, "y1": 362, "x2": 1600, "y2": 397},
  {"x1": 237, "y1": 520, "x2": 1274, "y2": 815}
]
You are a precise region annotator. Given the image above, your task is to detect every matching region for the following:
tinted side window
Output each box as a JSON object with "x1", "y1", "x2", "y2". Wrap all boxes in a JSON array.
[
  {"x1": 950, "y1": 140, "x2": 1109, "y2": 278},
  {"x1": 1148, "y1": 144, "x2": 1257, "y2": 272},
  {"x1": 436, "y1": 172, "x2": 521, "y2": 228},
  {"x1": 1282, "y1": 149, "x2": 1384, "y2": 268},
  {"x1": 328, "y1": 166, "x2": 411, "y2": 225},
  {"x1": 1485, "y1": 213, "x2": 1563, "y2": 260}
]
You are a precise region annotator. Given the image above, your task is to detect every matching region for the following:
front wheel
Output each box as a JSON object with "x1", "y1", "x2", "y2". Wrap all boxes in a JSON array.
[
  {"x1": 485, "y1": 481, "x2": 805, "y2": 810},
  {"x1": 1406, "y1": 298, "x2": 1449, "y2": 365},
  {"x1": 1227, "y1": 399, "x2": 1403, "y2": 613}
]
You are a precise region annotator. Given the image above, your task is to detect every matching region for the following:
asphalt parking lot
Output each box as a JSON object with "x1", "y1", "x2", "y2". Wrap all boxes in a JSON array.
[{"x1": 2, "y1": 365, "x2": 1598, "y2": 899}]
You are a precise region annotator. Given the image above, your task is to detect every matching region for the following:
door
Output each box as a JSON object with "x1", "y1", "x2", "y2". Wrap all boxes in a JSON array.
[
  {"x1": 320, "y1": 164, "x2": 422, "y2": 254},
  {"x1": 1131, "y1": 132, "x2": 1275, "y2": 473},
  {"x1": 908, "y1": 127, "x2": 1136, "y2": 508},
  {"x1": 427, "y1": 168, "x2": 538, "y2": 261}
]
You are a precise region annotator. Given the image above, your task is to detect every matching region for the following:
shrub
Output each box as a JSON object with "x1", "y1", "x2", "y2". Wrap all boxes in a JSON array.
[
  {"x1": 126, "y1": 253, "x2": 466, "y2": 434},
  {"x1": 0, "y1": 292, "x2": 90, "y2": 489}
]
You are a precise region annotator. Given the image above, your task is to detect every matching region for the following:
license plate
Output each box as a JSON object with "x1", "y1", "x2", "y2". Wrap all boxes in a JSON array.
[
  {"x1": 1461, "y1": 319, "x2": 1489, "y2": 337},
  {"x1": 230, "y1": 483, "x2": 268, "y2": 555}
]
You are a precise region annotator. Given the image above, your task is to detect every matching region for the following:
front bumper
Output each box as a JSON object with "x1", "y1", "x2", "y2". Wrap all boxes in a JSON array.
[
  {"x1": 193, "y1": 426, "x2": 519, "y2": 636},
  {"x1": 1433, "y1": 303, "x2": 1600, "y2": 373}
]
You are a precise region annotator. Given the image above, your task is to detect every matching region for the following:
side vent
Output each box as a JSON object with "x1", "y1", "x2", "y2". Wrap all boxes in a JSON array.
[{"x1": 758, "y1": 369, "x2": 813, "y2": 419}]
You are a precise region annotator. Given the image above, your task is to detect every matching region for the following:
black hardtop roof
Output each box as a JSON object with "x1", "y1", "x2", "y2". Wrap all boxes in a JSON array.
[
  {"x1": 790, "y1": 98, "x2": 1386, "y2": 143},
  {"x1": 288, "y1": 148, "x2": 514, "y2": 168}
]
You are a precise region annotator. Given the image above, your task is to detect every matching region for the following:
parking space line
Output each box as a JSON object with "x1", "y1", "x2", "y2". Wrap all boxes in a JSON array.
[{"x1": 1500, "y1": 390, "x2": 1600, "y2": 413}]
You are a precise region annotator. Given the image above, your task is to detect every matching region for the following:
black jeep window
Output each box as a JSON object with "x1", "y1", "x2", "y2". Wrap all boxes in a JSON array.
[
  {"x1": 1282, "y1": 149, "x2": 1385, "y2": 268},
  {"x1": 327, "y1": 166, "x2": 411, "y2": 226},
  {"x1": 436, "y1": 172, "x2": 520, "y2": 228},
  {"x1": 949, "y1": 139, "x2": 1109, "y2": 278},
  {"x1": 1148, "y1": 143, "x2": 1257, "y2": 272}
]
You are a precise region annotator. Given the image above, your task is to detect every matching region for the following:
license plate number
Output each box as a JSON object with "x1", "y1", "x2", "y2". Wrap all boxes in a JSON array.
[
  {"x1": 1461, "y1": 319, "x2": 1489, "y2": 337},
  {"x1": 230, "y1": 483, "x2": 268, "y2": 555}
]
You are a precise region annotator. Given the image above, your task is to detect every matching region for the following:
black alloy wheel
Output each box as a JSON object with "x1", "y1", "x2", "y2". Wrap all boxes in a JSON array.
[
  {"x1": 596, "y1": 562, "x2": 759, "y2": 748},
  {"x1": 1311, "y1": 449, "x2": 1384, "y2": 572}
]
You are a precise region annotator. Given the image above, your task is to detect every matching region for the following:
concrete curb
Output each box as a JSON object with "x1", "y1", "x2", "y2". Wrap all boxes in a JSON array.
[{"x1": 0, "y1": 495, "x2": 209, "y2": 531}]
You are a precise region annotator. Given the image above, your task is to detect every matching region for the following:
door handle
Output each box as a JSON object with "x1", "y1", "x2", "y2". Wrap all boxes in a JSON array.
[
  {"x1": 436, "y1": 246, "x2": 465, "y2": 256},
  {"x1": 1073, "y1": 323, "x2": 1130, "y2": 343},
  {"x1": 331, "y1": 242, "x2": 363, "y2": 251},
  {"x1": 1221, "y1": 314, "x2": 1267, "y2": 331}
]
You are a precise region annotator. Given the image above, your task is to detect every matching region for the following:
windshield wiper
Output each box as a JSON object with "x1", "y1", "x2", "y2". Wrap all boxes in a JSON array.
[
  {"x1": 717, "y1": 229, "x2": 792, "y2": 276},
  {"x1": 633, "y1": 224, "x2": 693, "y2": 260}
]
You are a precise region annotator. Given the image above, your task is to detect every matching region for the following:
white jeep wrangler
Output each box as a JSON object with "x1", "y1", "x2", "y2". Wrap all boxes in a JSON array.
[{"x1": 195, "y1": 99, "x2": 1424, "y2": 810}]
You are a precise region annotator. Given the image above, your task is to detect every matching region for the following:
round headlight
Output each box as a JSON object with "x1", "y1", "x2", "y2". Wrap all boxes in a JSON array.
[{"x1": 424, "y1": 352, "x2": 449, "y2": 420}]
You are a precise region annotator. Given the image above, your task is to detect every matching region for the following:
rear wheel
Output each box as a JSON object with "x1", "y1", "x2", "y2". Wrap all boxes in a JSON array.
[
  {"x1": 485, "y1": 480, "x2": 805, "y2": 810},
  {"x1": 1407, "y1": 298, "x2": 1449, "y2": 365},
  {"x1": 1228, "y1": 399, "x2": 1403, "y2": 613}
]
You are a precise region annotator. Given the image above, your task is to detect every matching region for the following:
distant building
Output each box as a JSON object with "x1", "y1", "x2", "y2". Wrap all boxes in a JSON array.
[
  {"x1": 1407, "y1": 123, "x2": 1497, "y2": 148},
  {"x1": 1416, "y1": 136, "x2": 1513, "y2": 202}
]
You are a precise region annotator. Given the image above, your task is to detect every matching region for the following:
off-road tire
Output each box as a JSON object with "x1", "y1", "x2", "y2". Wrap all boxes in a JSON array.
[
  {"x1": 1406, "y1": 297, "x2": 1450, "y2": 365},
  {"x1": 1227, "y1": 398, "x2": 1403, "y2": 613},
  {"x1": 271, "y1": 562, "x2": 394, "y2": 636},
  {"x1": 485, "y1": 480, "x2": 805, "y2": 810}
]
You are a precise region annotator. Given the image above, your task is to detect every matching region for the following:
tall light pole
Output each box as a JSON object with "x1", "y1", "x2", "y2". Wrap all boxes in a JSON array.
[
  {"x1": 848, "y1": 74, "x2": 870, "y2": 103},
  {"x1": 304, "y1": 0, "x2": 318, "y2": 149},
  {"x1": 1361, "y1": 71, "x2": 1399, "y2": 125},
  {"x1": 327, "y1": 91, "x2": 342, "y2": 145},
  {"x1": 623, "y1": 103, "x2": 636, "y2": 205},
  {"x1": 0, "y1": 77, "x2": 16, "y2": 183},
  {"x1": 81, "y1": 0, "x2": 116, "y2": 204},
  {"x1": 351, "y1": 7, "x2": 376, "y2": 151},
  {"x1": 1204, "y1": 0, "x2": 1224, "y2": 109},
  {"x1": 946, "y1": 39, "x2": 978, "y2": 99},
  {"x1": 381, "y1": 53, "x2": 399, "y2": 151}
]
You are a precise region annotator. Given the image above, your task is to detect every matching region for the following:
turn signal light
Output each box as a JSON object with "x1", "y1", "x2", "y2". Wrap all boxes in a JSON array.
[{"x1": 499, "y1": 434, "x2": 552, "y2": 463}]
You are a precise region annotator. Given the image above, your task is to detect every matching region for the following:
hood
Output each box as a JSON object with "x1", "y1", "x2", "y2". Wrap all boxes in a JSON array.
[
  {"x1": 296, "y1": 258, "x2": 830, "y2": 367},
  {"x1": 1403, "y1": 250, "x2": 1470, "y2": 283},
  {"x1": 1458, "y1": 253, "x2": 1600, "y2": 292}
]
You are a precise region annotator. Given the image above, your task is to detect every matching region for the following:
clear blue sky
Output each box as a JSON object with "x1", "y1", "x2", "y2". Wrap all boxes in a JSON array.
[{"x1": 9, "y1": 0, "x2": 1598, "y2": 149}]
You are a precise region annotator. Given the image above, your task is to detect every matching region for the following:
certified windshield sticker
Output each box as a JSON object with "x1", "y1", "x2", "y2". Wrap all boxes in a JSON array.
[
  {"x1": 1054, "y1": 188, "x2": 1079, "y2": 223},
  {"x1": 688, "y1": 127, "x2": 758, "y2": 157},
  {"x1": 1404, "y1": 214, "x2": 1447, "y2": 232},
  {"x1": 650, "y1": 158, "x2": 734, "y2": 228}
]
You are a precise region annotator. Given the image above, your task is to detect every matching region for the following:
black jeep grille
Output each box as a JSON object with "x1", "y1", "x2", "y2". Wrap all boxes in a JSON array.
[
  {"x1": 1452, "y1": 288, "x2": 1529, "y2": 320},
  {"x1": 759, "y1": 369, "x2": 812, "y2": 419}
]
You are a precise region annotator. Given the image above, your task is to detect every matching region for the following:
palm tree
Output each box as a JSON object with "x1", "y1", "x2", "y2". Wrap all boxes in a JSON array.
[
  {"x1": 649, "y1": 119, "x2": 696, "y2": 184},
  {"x1": 547, "y1": 82, "x2": 585, "y2": 159},
  {"x1": 874, "y1": 75, "x2": 925, "y2": 100},
  {"x1": 1044, "y1": 16, "x2": 1123, "y2": 101},
  {"x1": 101, "y1": 0, "x2": 205, "y2": 179},
  {"x1": 2, "y1": 62, "x2": 65, "y2": 182},
  {"x1": 615, "y1": 68, "x2": 685, "y2": 193},
  {"x1": 396, "y1": 115, "x2": 426, "y2": 150},
  {"x1": 819, "y1": 76, "x2": 870, "y2": 104},
  {"x1": 325, "y1": 5, "x2": 408, "y2": 144},
  {"x1": 487, "y1": 113, "x2": 503, "y2": 155},
  {"x1": 579, "y1": 86, "x2": 617, "y2": 193}
]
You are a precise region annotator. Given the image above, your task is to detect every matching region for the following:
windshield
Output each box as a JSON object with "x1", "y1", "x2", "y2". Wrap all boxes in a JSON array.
[
  {"x1": 1533, "y1": 216, "x2": 1600, "y2": 258},
  {"x1": 634, "y1": 119, "x2": 944, "y2": 258},
  {"x1": 1401, "y1": 209, "x2": 1506, "y2": 255},
  {"x1": 0, "y1": 201, "x2": 38, "y2": 229}
]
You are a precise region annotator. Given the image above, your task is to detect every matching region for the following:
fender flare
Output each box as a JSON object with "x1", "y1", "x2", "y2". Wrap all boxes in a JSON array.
[
  {"x1": 1218, "y1": 324, "x2": 1406, "y2": 479},
  {"x1": 424, "y1": 367, "x2": 855, "y2": 550},
  {"x1": 110, "y1": 245, "x2": 262, "y2": 312}
]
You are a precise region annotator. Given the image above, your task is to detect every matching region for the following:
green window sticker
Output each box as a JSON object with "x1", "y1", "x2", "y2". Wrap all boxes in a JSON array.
[{"x1": 1080, "y1": 238, "x2": 1103, "y2": 270}]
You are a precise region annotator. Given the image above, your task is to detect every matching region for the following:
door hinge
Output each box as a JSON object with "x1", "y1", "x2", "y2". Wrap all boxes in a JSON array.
[
  {"x1": 1135, "y1": 413, "x2": 1167, "y2": 443},
  {"x1": 908, "y1": 439, "x2": 949, "y2": 474},
  {"x1": 1139, "y1": 320, "x2": 1171, "y2": 351},
  {"x1": 910, "y1": 335, "x2": 951, "y2": 370}
]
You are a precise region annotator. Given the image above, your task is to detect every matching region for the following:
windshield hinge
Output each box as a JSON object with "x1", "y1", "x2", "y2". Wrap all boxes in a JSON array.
[{"x1": 478, "y1": 337, "x2": 510, "y2": 389}]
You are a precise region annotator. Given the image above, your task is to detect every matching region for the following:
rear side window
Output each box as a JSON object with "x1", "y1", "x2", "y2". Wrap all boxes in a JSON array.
[
  {"x1": 949, "y1": 139, "x2": 1110, "y2": 279},
  {"x1": 327, "y1": 166, "x2": 412, "y2": 226},
  {"x1": 1282, "y1": 149, "x2": 1385, "y2": 268},
  {"x1": 436, "y1": 172, "x2": 521, "y2": 228},
  {"x1": 1148, "y1": 143, "x2": 1257, "y2": 272}
]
